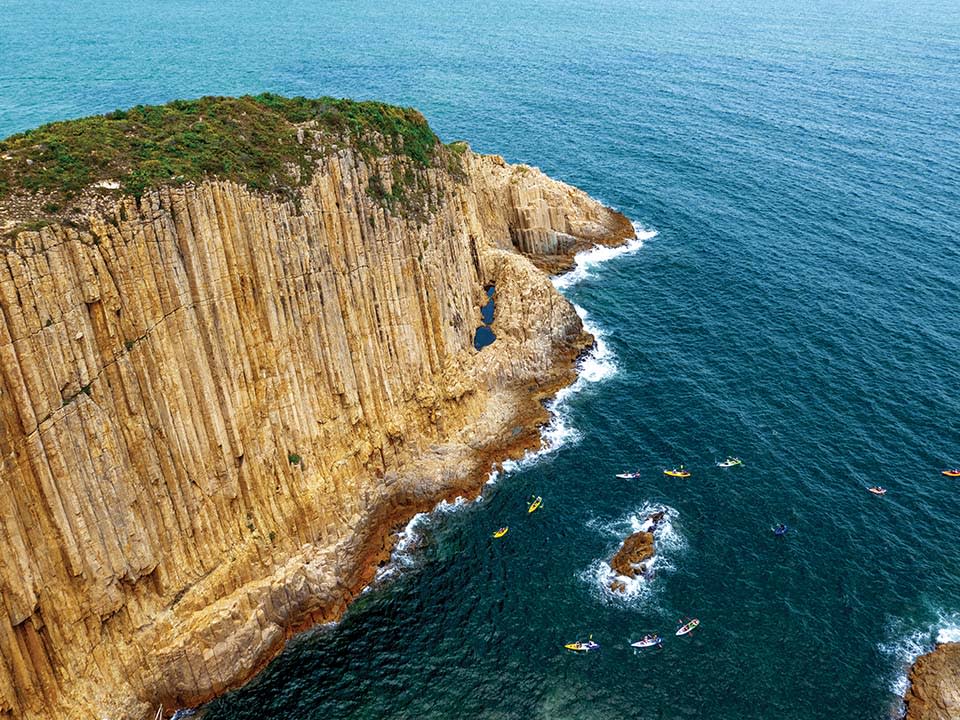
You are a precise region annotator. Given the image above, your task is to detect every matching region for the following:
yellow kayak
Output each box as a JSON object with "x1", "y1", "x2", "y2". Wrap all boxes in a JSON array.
[
  {"x1": 564, "y1": 639, "x2": 600, "y2": 652},
  {"x1": 492, "y1": 527, "x2": 509, "y2": 538},
  {"x1": 528, "y1": 496, "x2": 542, "y2": 513},
  {"x1": 664, "y1": 468, "x2": 691, "y2": 478}
]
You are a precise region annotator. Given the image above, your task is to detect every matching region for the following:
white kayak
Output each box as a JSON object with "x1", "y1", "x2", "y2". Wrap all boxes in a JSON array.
[
  {"x1": 717, "y1": 457, "x2": 742, "y2": 468},
  {"x1": 616, "y1": 471, "x2": 642, "y2": 479},
  {"x1": 676, "y1": 618, "x2": 700, "y2": 636},
  {"x1": 631, "y1": 635, "x2": 662, "y2": 648}
]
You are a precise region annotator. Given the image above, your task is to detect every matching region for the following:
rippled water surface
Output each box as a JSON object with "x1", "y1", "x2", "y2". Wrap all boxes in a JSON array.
[{"x1": 4, "y1": 1, "x2": 960, "y2": 717}]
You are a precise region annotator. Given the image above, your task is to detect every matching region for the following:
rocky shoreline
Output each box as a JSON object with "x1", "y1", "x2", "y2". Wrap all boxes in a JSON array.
[{"x1": 904, "y1": 643, "x2": 960, "y2": 720}]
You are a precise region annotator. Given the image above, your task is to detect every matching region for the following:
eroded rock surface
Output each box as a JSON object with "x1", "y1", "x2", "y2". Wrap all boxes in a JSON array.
[{"x1": 905, "y1": 643, "x2": 960, "y2": 720}]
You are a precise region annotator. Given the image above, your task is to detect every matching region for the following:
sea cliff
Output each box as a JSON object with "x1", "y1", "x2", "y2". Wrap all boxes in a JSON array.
[{"x1": 0, "y1": 96, "x2": 633, "y2": 719}]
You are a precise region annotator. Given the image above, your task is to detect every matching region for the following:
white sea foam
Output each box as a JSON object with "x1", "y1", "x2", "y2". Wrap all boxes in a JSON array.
[
  {"x1": 374, "y1": 511, "x2": 430, "y2": 582},
  {"x1": 579, "y1": 503, "x2": 683, "y2": 607},
  {"x1": 496, "y1": 304, "x2": 620, "y2": 476},
  {"x1": 551, "y1": 222, "x2": 657, "y2": 291},
  {"x1": 878, "y1": 610, "x2": 960, "y2": 712},
  {"x1": 937, "y1": 619, "x2": 960, "y2": 643},
  {"x1": 374, "y1": 496, "x2": 479, "y2": 582}
]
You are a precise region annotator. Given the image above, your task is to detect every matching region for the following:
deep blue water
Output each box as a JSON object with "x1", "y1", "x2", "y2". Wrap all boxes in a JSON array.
[{"x1": 4, "y1": 1, "x2": 960, "y2": 717}]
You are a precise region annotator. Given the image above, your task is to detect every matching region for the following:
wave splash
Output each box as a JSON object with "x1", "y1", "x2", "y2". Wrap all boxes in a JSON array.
[
  {"x1": 580, "y1": 502, "x2": 685, "y2": 607},
  {"x1": 374, "y1": 497, "x2": 472, "y2": 582},
  {"x1": 552, "y1": 222, "x2": 657, "y2": 291},
  {"x1": 500, "y1": 303, "x2": 617, "y2": 475}
]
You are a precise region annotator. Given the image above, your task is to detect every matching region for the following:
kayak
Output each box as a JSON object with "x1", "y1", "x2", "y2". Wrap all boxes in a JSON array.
[
  {"x1": 664, "y1": 469, "x2": 691, "y2": 478},
  {"x1": 616, "y1": 471, "x2": 642, "y2": 479},
  {"x1": 942, "y1": 469, "x2": 960, "y2": 477},
  {"x1": 868, "y1": 487, "x2": 887, "y2": 496},
  {"x1": 492, "y1": 527, "x2": 509, "y2": 538},
  {"x1": 631, "y1": 635, "x2": 663, "y2": 648},
  {"x1": 773, "y1": 525, "x2": 788, "y2": 537},
  {"x1": 564, "y1": 640, "x2": 600, "y2": 652},
  {"x1": 528, "y1": 496, "x2": 542, "y2": 513},
  {"x1": 717, "y1": 457, "x2": 742, "y2": 468},
  {"x1": 676, "y1": 619, "x2": 700, "y2": 636}
]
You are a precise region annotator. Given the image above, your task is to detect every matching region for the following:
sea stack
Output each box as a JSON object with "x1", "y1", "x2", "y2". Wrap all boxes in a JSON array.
[
  {"x1": 0, "y1": 95, "x2": 634, "y2": 720},
  {"x1": 608, "y1": 511, "x2": 666, "y2": 592}
]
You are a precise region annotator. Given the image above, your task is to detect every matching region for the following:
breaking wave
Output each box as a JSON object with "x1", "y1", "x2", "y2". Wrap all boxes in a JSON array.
[
  {"x1": 374, "y1": 497, "x2": 473, "y2": 582},
  {"x1": 500, "y1": 304, "x2": 617, "y2": 474},
  {"x1": 378, "y1": 220, "x2": 651, "y2": 578}
]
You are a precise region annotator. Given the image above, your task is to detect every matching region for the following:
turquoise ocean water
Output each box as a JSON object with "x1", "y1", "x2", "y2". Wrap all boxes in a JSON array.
[{"x1": 4, "y1": 1, "x2": 960, "y2": 717}]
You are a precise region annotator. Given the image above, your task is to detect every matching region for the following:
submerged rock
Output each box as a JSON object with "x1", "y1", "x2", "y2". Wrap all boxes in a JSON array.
[{"x1": 905, "y1": 643, "x2": 960, "y2": 720}]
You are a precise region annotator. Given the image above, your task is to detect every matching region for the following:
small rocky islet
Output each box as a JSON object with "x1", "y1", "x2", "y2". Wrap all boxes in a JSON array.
[{"x1": 608, "y1": 510, "x2": 666, "y2": 593}]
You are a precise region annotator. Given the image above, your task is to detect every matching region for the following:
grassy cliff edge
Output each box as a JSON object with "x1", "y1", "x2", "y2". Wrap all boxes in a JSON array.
[{"x1": 0, "y1": 94, "x2": 465, "y2": 233}]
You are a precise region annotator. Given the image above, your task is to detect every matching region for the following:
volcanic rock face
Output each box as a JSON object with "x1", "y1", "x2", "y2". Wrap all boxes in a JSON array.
[
  {"x1": 905, "y1": 643, "x2": 960, "y2": 720},
  {"x1": 0, "y1": 131, "x2": 632, "y2": 719}
]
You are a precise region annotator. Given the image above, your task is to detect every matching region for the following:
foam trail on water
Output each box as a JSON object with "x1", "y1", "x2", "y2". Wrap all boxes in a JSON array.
[
  {"x1": 374, "y1": 512, "x2": 428, "y2": 582},
  {"x1": 498, "y1": 304, "x2": 617, "y2": 474},
  {"x1": 496, "y1": 222, "x2": 654, "y2": 476},
  {"x1": 552, "y1": 222, "x2": 657, "y2": 291}
]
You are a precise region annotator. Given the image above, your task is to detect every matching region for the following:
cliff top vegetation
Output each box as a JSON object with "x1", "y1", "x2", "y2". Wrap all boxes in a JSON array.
[{"x1": 0, "y1": 94, "x2": 455, "y2": 214}]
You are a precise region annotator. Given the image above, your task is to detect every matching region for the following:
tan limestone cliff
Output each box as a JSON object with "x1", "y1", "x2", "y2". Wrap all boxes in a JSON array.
[
  {"x1": 0, "y1": 143, "x2": 633, "y2": 720},
  {"x1": 905, "y1": 643, "x2": 960, "y2": 720}
]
